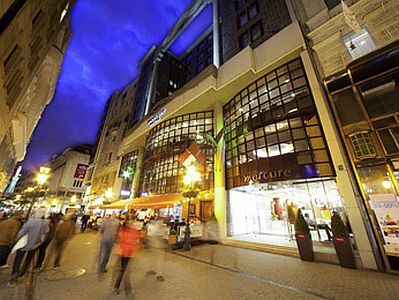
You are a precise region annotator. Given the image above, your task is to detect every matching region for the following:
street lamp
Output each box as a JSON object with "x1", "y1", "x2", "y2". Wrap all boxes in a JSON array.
[
  {"x1": 26, "y1": 166, "x2": 50, "y2": 219},
  {"x1": 182, "y1": 164, "x2": 201, "y2": 251}
]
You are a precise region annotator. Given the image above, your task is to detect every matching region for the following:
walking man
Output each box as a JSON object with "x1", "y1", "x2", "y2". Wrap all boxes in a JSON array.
[
  {"x1": 34, "y1": 214, "x2": 58, "y2": 270},
  {"x1": 98, "y1": 213, "x2": 119, "y2": 273},
  {"x1": 0, "y1": 211, "x2": 24, "y2": 268},
  {"x1": 80, "y1": 213, "x2": 90, "y2": 233},
  {"x1": 52, "y1": 214, "x2": 75, "y2": 269},
  {"x1": 8, "y1": 209, "x2": 49, "y2": 286}
]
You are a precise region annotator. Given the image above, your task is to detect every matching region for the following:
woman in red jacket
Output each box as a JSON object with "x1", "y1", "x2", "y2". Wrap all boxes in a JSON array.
[{"x1": 114, "y1": 215, "x2": 141, "y2": 294}]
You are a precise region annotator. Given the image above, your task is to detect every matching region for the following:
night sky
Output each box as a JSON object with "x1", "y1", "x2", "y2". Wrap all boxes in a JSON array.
[{"x1": 23, "y1": 0, "x2": 212, "y2": 170}]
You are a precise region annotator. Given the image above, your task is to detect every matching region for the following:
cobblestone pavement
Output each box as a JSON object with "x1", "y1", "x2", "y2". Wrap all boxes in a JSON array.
[{"x1": 0, "y1": 232, "x2": 398, "y2": 300}]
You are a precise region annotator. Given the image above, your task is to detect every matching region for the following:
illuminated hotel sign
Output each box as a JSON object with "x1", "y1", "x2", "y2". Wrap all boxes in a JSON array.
[
  {"x1": 147, "y1": 108, "x2": 166, "y2": 126},
  {"x1": 243, "y1": 169, "x2": 293, "y2": 183}
]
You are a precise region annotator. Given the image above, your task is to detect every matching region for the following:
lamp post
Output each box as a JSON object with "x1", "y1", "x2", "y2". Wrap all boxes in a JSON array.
[
  {"x1": 182, "y1": 165, "x2": 201, "y2": 251},
  {"x1": 26, "y1": 166, "x2": 50, "y2": 220}
]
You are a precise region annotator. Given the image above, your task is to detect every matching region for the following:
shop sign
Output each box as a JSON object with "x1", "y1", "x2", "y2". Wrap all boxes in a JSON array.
[
  {"x1": 147, "y1": 108, "x2": 166, "y2": 126},
  {"x1": 243, "y1": 169, "x2": 293, "y2": 183},
  {"x1": 74, "y1": 164, "x2": 88, "y2": 179}
]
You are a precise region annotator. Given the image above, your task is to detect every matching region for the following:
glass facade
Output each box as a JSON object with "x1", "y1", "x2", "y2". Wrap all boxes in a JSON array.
[
  {"x1": 140, "y1": 111, "x2": 214, "y2": 195},
  {"x1": 224, "y1": 58, "x2": 334, "y2": 189},
  {"x1": 223, "y1": 58, "x2": 345, "y2": 249}
]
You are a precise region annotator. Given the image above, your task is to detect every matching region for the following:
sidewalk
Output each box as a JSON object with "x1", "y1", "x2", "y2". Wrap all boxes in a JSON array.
[{"x1": 175, "y1": 243, "x2": 399, "y2": 300}]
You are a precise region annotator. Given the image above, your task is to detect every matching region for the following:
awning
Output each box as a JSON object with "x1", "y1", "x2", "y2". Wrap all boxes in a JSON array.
[{"x1": 129, "y1": 193, "x2": 183, "y2": 209}]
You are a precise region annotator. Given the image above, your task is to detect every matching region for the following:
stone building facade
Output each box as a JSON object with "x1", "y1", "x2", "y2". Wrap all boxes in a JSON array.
[{"x1": 0, "y1": 0, "x2": 75, "y2": 192}]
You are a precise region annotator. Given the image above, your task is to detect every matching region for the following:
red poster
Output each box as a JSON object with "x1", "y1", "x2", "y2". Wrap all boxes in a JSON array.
[{"x1": 74, "y1": 164, "x2": 88, "y2": 179}]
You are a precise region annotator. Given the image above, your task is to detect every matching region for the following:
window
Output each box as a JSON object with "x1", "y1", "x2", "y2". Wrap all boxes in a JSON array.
[
  {"x1": 349, "y1": 132, "x2": 377, "y2": 159},
  {"x1": 343, "y1": 28, "x2": 376, "y2": 60},
  {"x1": 223, "y1": 59, "x2": 334, "y2": 188},
  {"x1": 324, "y1": 0, "x2": 341, "y2": 9},
  {"x1": 378, "y1": 126, "x2": 399, "y2": 155},
  {"x1": 235, "y1": 0, "x2": 246, "y2": 10},
  {"x1": 142, "y1": 111, "x2": 214, "y2": 195},
  {"x1": 239, "y1": 12, "x2": 248, "y2": 27},
  {"x1": 359, "y1": 71, "x2": 399, "y2": 118},
  {"x1": 248, "y1": 3, "x2": 258, "y2": 19},
  {"x1": 239, "y1": 32, "x2": 250, "y2": 49},
  {"x1": 331, "y1": 89, "x2": 364, "y2": 126},
  {"x1": 250, "y1": 22, "x2": 262, "y2": 41}
]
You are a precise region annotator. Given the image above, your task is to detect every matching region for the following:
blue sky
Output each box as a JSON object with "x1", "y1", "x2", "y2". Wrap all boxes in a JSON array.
[{"x1": 23, "y1": 0, "x2": 212, "y2": 170}]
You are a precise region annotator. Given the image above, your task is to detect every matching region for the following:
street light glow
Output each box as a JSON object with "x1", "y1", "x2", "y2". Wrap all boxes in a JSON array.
[{"x1": 105, "y1": 187, "x2": 113, "y2": 199}]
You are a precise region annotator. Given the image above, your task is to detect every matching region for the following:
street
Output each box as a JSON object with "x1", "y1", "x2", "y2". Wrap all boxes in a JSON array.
[{"x1": 1, "y1": 232, "x2": 399, "y2": 300}]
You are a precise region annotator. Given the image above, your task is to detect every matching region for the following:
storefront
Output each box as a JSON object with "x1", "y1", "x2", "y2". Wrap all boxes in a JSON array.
[
  {"x1": 325, "y1": 41, "x2": 399, "y2": 272},
  {"x1": 135, "y1": 111, "x2": 215, "y2": 221},
  {"x1": 224, "y1": 58, "x2": 349, "y2": 252}
]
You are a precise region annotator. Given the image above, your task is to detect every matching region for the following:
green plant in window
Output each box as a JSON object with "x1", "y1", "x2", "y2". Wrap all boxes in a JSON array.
[
  {"x1": 331, "y1": 211, "x2": 349, "y2": 238},
  {"x1": 294, "y1": 209, "x2": 310, "y2": 235}
]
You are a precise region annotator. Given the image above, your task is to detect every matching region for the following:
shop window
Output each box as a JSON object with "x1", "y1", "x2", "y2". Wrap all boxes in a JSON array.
[
  {"x1": 343, "y1": 28, "x2": 376, "y2": 60},
  {"x1": 359, "y1": 71, "x2": 399, "y2": 118},
  {"x1": 349, "y1": 132, "x2": 377, "y2": 160}
]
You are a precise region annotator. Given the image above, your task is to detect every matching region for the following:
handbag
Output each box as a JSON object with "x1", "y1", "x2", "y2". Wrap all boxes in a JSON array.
[{"x1": 11, "y1": 234, "x2": 28, "y2": 254}]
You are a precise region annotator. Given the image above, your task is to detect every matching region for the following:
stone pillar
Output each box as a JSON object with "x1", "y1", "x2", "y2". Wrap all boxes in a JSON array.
[
  {"x1": 213, "y1": 102, "x2": 227, "y2": 239},
  {"x1": 301, "y1": 50, "x2": 378, "y2": 270}
]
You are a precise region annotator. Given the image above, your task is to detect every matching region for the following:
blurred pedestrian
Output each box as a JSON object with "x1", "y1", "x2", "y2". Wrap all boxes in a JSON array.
[
  {"x1": 80, "y1": 213, "x2": 90, "y2": 233},
  {"x1": 8, "y1": 209, "x2": 49, "y2": 287},
  {"x1": 52, "y1": 214, "x2": 75, "y2": 269},
  {"x1": 34, "y1": 214, "x2": 58, "y2": 270},
  {"x1": 146, "y1": 218, "x2": 168, "y2": 281},
  {"x1": 0, "y1": 211, "x2": 24, "y2": 268},
  {"x1": 98, "y1": 213, "x2": 118, "y2": 273},
  {"x1": 202, "y1": 214, "x2": 221, "y2": 266},
  {"x1": 114, "y1": 215, "x2": 141, "y2": 295}
]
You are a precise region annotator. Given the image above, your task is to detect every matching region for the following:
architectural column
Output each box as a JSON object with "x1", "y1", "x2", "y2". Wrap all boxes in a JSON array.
[
  {"x1": 212, "y1": 0, "x2": 220, "y2": 68},
  {"x1": 131, "y1": 148, "x2": 144, "y2": 199},
  {"x1": 301, "y1": 50, "x2": 379, "y2": 270},
  {"x1": 213, "y1": 102, "x2": 227, "y2": 239}
]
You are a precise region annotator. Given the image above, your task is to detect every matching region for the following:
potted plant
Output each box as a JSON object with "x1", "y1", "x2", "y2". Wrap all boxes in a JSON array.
[
  {"x1": 294, "y1": 209, "x2": 314, "y2": 262},
  {"x1": 331, "y1": 211, "x2": 356, "y2": 269},
  {"x1": 168, "y1": 228, "x2": 178, "y2": 245}
]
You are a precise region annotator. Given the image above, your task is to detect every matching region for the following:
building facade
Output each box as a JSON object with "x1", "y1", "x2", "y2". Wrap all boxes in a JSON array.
[
  {"x1": 86, "y1": 82, "x2": 136, "y2": 202},
  {"x1": 47, "y1": 144, "x2": 91, "y2": 209},
  {"x1": 0, "y1": 0, "x2": 75, "y2": 192},
  {"x1": 89, "y1": 0, "x2": 399, "y2": 272},
  {"x1": 293, "y1": 0, "x2": 399, "y2": 272}
]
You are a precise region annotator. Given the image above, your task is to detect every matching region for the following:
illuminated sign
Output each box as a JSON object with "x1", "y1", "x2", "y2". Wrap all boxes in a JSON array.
[
  {"x1": 147, "y1": 108, "x2": 166, "y2": 126},
  {"x1": 243, "y1": 169, "x2": 293, "y2": 183}
]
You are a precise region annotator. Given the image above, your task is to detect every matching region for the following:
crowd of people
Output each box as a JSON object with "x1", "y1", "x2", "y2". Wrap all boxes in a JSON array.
[{"x1": 0, "y1": 209, "x2": 181, "y2": 295}]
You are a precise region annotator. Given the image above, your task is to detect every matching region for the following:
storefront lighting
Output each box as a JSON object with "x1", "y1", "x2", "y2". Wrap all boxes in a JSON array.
[
  {"x1": 71, "y1": 195, "x2": 77, "y2": 203},
  {"x1": 382, "y1": 181, "x2": 392, "y2": 189}
]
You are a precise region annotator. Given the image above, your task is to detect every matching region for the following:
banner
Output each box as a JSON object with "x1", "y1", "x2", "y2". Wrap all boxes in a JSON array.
[
  {"x1": 341, "y1": 1, "x2": 362, "y2": 34},
  {"x1": 74, "y1": 164, "x2": 88, "y2": 179}
]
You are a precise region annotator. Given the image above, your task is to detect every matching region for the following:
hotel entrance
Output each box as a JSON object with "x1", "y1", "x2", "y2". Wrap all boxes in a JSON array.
[{"x1": 228, "y1": 178, "x2": 346, "y2": 248}]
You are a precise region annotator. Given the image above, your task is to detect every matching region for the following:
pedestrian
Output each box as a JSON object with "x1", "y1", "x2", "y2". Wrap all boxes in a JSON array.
[
  {"x1": 98, "y1": 213, "x2": 119, "y2": 273},
  {"x1": 8, "y1": 209, "x2": 49, "y2": 287},
  {"x1": 114, "y1": 215, "x2": 141, "y2": 295},
  {"x1": 80, "y1": 213, "x2": 90, "y2": 233},
  {"x1": 146, "y1": 218, "x2": 168, "y2": 281},
  {"x1": 34, "y1": 214, "x2": 58, "y2": 270},
  {"x1": 51, "y1": 214, "x2": 75, "y2": 269},
  {"x1": 0, "y1": 210, "x2": 24, "y2": 269}
]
